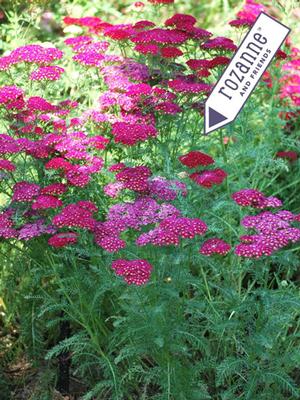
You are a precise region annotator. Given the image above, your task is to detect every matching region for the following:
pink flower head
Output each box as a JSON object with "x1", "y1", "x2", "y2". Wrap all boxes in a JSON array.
[
  {"x1": 11, "y1": 44, "x2": 63, "y2": 64},
  {"x1": 108, "y1": 162, "x2": 126, "y2": 172},
  {"x1": 104, "y1": 182, "x2": 124, "y2": 198},
  {"x1": 45, "y1": 157, "x2": 72, "y2": 171},
  {"x1": 179, "y1": 150, "x2": 214, "y2": 168},
  {"x1": 148, "y1": 176, "x2": 187, "y2": 201},
  {"x1": 48, "y1": 232, "x2": 78, "y2": 247},
  {"x1": 52, "y1": 202, "x2": 96, "y2": 230},
  {"x1": 27, "y1": 97, "x2": 57, "y2": 112},
  {"x1": 77, "y1": 200, "x2": 98, "y2": 213},
  {"x1": 0, "y1": 86, "x2": 24, "y2": 105},
  {"x1": 200, "y1": 238, "x2": 231, "y2": 256},
  {"x1": 190, "y1": 169, "x2": 227, "y2": 188},
  {"x1": 137, "y1": 216, "x2": 207, "y2": 246},
  {"x1": 64, "y1": 36, "x2": 93, "y2": 48},
  {"x1": 112, "y1": 122, "x2": 158, "y2": 146},
  {"x1": 112, "y1": 259, "x2": 152, "y2": 285},
  {"x1": 10, "y1": 44, "x2": 63, "y2": 65},
  {"x1": 66, "y1": 167, "x2": 91, "y2": 188},
  {"x1": 32, "y1": 194, "x2": 63, "y2": 210},
  {"x1": 41, "y1": 183, "x2": 67, "y2": 196},
  {"x1": 30, "y1": 66, "x2": 64, "y2": 81},
  {"x1": 88, "y1": 135, "x2": 109, "y2": 150},
  {"x1": 0, "y1": 159, "x2": 16, "y2": 171},
  {"x1": 232, "y1": 189, "x2": 282, "y2": 209},
  {"x1": 131, "y1": 28, "x2": 188, "y2": 45},
  {"x1": 168, "y1": 79, "x2": 211, "y2": 94},
  {"x1": 12, "y1": 181, "x2": 40, "y2": 202},
  {"x1": 0, "y1": 210, "x2": 18, "y2": 238},
  {"x1": 96, "y1": 236, "x2": 126, "y2": 252},
  {"x1": 134, "y1": 2, "x2": 145, "y2": 8},
  {"x1": 18, "y1": 220, "x2": 56, "y2": 240},
  {"x1": 229, "y1": 18, "x2": 254, "y2": 28},
  {"x1": 155, "y1": 101, "x2": 182, "y2": 114},
  {"x1": 160, "y1": 216, "x2": 207, "y2": 238},
  {"x1": 0, "y1": 55, "x2": 17, "y2": 71},
  {"x1": 134, "y1": 44, "x2": 160, "y2": 55},
  {"x1": 116, "y1": 165, "x2": 151, "y2": 192},
  {"x1": 201, "y1": 37, "x2": 237, "y2": 52},
  {"x1": 184, "y1": 26, "x2": 212, "y2": 40},
  {"x1": 73, "y1": 52, "x2": 105, "y2": 67}
]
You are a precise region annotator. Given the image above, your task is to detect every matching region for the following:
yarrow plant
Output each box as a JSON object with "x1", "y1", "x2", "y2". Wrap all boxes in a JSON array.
[{"x1": 0, "y1": 0, "x2": 299, "y2": 399}]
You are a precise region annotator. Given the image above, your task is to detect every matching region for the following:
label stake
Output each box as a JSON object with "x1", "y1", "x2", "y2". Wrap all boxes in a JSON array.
[{"x1": 204, "y1": 12, "x2": 291, "y2": 134}]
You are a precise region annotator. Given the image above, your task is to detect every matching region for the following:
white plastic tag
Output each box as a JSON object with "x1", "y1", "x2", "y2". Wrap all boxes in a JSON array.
[{"x1": 204, "y1": 12, "x2": 291, "y2": 134}]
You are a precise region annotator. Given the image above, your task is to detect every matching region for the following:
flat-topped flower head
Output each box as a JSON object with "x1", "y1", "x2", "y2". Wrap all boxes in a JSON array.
[
  {"x1": 131, "y1": 28, "x2": 189, "y2": 45},
  {"x1": 0, "y1": 86, "x2": 24, "y2": 105},
  {"x1": 32, "y1": 195, "x2": 63, "y2": 210},
  {"x1": 19, "y1": 220, "x2": 56, "y2": 240},
  {"x1": 30, "y1": 66, "x2": 64, "y2": 81},
  {"x1": 179, "y1": 150, "x2": 214, "y2": 168},
  {"x1": 232, "y1": 189, "x2": 282, "y2": 209},
  {"x1": 41, "y1": 183, "x2": 67, "y2": 196},
  {"x1": 112, "y1": 122, "x2": 158, "y2": 146},
  {"x1": 161, "y1": 47, "x2": 183, "y2": 58},
  {"x1": 148, "y1": 176, "x2": 187, "y2": 201},
  {"x1": 116, "y1": 165, "x2": 151, "y2": 192},
  {"x1": 12, "y1": 181, "x2": 40, "y2": 202},
  {"x1": 190, "y1": 169, "x2": 227, "y2": 188},
  {"x1": 0, "y1": 210, "x2": 18, "y2": 239},
  {"x1": 201, "y1": 37, "x2": 237, "y2": 52},
  {"x1": 73, "y1": 52, "x2": 105, "y2": 67},
  {"x1": 168, "y1": 79, "x2": 211, "y2": 94},
  {"x1": 27, "y1": 97, "x2": 57, "y2": 112},
  {"x1": 0, "y1": 159, "x2": 16, "y2": 171},
  {"x1": 165, "y1": 14, "x2": 197, "y2": 29},
  {"x1": 209, "y1": 56, "x2": 230, "y2": 68},
  {"x1": 276, "y1": 151, "x2": 298, "y2": 162},
  {"x1": 112, "y1": 259, "x2": 152, "y2": 285},
  {"x1": 229, "y1": 18, "x2": 254, "y2": 28},
  {"x1": 11, "y1": 44, "x2": 63, "y2": 64},
  {"x1": 52, "y1": 203, "x2": 96, "y2": 230},
  {"x1": 200, "y1": 238, "x2": 231, "y2": 256},
  {"x1": 48, "y1": 232, "x2": 78, "y2": 247}
]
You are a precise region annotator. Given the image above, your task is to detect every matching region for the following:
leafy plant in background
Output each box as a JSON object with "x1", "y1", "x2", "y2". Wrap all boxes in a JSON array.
[{"x1": 0, "y1": 0, "x2": 299, "y2": 399}]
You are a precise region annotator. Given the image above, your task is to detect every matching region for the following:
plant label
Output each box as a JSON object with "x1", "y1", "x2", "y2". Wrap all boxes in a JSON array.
[{"x1": 204, "y1": 12, "x2": 291, "y2": 134}]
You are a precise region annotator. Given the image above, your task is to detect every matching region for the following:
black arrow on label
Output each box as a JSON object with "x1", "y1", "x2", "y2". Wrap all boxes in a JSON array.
[{"x1": 208, "y1": 107, "x2": 227, "y2": 128}]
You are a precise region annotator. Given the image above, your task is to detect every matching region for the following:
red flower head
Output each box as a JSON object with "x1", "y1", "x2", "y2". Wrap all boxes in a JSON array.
[
  {"x1": 179, "y1": 150, "x2": 214, "y2": 168},
  {"x1": 276, "y1": 151, "x2": 298, "y2": 162},
  {"x1": 190, "y1": 169, "x2": 227, "y2": 188},
  {"x1": 160, "y1": 47, "x2": 183, "y2": 58},
  {"x1": 165, "y1": 14, "x2": 197, "y2": 29},
  {"x1": 48, "y1": 232, "x2": 78, "y2": 248}
]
